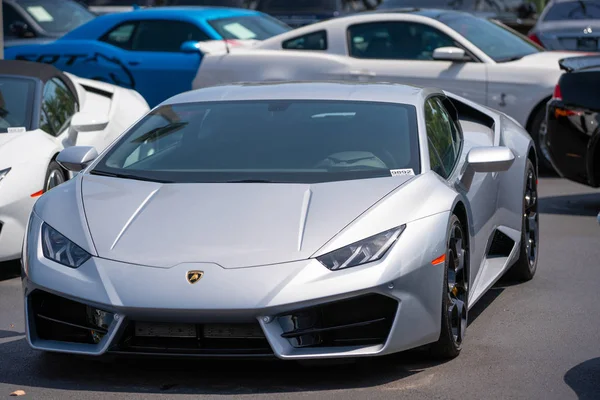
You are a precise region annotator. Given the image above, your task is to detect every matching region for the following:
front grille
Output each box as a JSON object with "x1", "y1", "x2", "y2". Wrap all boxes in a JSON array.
[
  {"x1": 277, "y1": 294, "x2": 398, "y2": 348},
  {"x1": 115, "y1": 322, "x2": 273, "y2": 356},
  {"x1": 30, "y1": 290, "x2": 114, "y2": 344}
]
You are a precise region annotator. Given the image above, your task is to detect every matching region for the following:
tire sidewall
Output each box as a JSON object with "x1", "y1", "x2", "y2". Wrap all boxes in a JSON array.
[{"x1": 44, "y1": 161, "x2": 66, "y2": 193}]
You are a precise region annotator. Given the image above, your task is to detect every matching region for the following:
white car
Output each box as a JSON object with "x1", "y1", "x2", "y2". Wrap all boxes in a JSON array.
[
  {"x1": 0, "y1": 60, "x2": 149, "y2": 263},
  {"x1": 192, "y1": 9, "x2": 585, "y2": 169}
]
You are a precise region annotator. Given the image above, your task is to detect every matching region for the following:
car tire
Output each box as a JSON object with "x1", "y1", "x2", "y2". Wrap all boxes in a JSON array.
[
  {"x1": 529, "y1": 107, "x2": 554, "y2": 172},
  {"x1": 508, "y1": 159, "x2": 539, "y2": 282},
  {"x1": 44, "y1": 161, "x2": 66, "y2": 193},
  {"x1": 429, "y1": 214, "x2": 468, "y2": 360}
]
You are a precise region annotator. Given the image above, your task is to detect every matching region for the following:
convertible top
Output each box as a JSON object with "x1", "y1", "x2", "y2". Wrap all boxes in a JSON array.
[{"x1": 0, "y1": 60, "x2": 78, "y2": 101}]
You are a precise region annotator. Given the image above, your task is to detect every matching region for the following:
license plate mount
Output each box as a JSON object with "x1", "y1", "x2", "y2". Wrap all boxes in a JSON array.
[
  {"x1": 135, "y1": 322, "x2": 197, "y2": 338},
  {"x1": 578, "y1": 37, "x2": 598, "y2": 50}
]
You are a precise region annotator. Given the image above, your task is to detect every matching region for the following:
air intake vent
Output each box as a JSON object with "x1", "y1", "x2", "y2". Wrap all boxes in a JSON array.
[
  {"x1": 487, "y1": 230, "x2": 515, "y2": 258},
  {"x1": 277, "y1": 294, "x2": 398, "y2": 348}
]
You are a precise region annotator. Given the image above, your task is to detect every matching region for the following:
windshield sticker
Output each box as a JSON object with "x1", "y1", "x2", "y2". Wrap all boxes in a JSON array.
[
  {"x1": 27, "y1": 6, "x2": 54, "y2": 22},
  {"x1": 222, "y1": 23, "x2": 257, "y2": 40},
  {"x1": 7, "y1": 127, "x2": 26, "y2": 133},
  {"x1": 390, "y1": 169, "x2": 415, "y2": 177}
]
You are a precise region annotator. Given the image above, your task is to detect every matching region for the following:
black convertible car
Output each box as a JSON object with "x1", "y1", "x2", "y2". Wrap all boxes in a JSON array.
[{"x1": 546, "y1": 55, "x2": 600, "y2": 187}]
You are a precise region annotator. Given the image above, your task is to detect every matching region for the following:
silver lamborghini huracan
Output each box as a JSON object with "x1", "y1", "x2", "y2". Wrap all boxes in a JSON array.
[{"x1": 22, "y1": 82, "x2": 539, "y2": 360}]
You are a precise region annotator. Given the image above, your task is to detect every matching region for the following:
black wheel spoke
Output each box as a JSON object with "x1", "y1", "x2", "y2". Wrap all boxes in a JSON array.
[{"x1": 446, "y1": 221, "x2": 468, "y2": 347}]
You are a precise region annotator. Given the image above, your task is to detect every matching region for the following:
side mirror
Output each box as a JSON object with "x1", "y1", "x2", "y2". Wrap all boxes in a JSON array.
[
  {"x1": 10, "y1": 21, "x2": 34, "y2": 38},
  {"x1": 460, "y1": 146, "x2": 515, "y2": 189},
  {"x1": 432, "y1": 46, "x2": 470, "y2": 62},
  {"x1": 70, "y1": 112, "x2": 109, "y2": 132},
  {"x1": 57, "y1": 146, "x2": 98, "y2": 172},
  {"x1": 180, "y1": 40, "x2": 200, "y2": 53},
  {"x1": 467, "y1": 146, "x2": 515, "y2": 172}
]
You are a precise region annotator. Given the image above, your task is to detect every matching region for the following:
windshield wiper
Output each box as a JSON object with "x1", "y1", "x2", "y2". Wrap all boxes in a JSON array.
[
  {"x1": 226, "y1": 179, "x2": 276, "y2": 183},
  {"x1": 90, "y1": 170, "x2": 172, "y2": 183},
  {"x1": 496, "y1": 55, "x2": 525, "y2": 62}
]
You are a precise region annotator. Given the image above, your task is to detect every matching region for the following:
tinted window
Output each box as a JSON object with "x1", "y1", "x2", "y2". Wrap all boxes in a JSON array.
[
  {"x1": 439, "y1": 13, "x2": 541, "y2": 62},
  {"x1": 425, "y1": 97, "x2": 461, "y2": 177},
  {"x1": 283, "y1": 30, "x2": 328, "y2": 50},
  {"x1": 41, "y1": 78, "x2": 78, "y2": 136},
  {"x1": 94, "y1": 100, "x2": 420, "y2": 184},
  {"x1": 208, "y1": 15, "x2": 290, "y2": 41},
  {"x1": 3, "y1": 4, "x2": 28, "y2": 38},
  {"x1": 348, "y1": 21, "x2": 455, "y2": 60},
  {"x1": 0, "y1": 77, "x2": 35, "y2": 133},
  {"x1": 82, "y1": 0, "x2": 246, "y2": 5},
  {"x1": 18, "y1": 0, "x2": 95, "y2": 34},
  {"x1": 543, "y1": 1, "x2": 600, "y2": 20},
  {"x1": 131, "y1": 20, "x2": 207, "y2": 52},
  {"x1": 101, "y1": 22, "x2": 137, "y2": 49},
  {"x1": 257, "y1": 0, "x2": 339, "y2": 13}
]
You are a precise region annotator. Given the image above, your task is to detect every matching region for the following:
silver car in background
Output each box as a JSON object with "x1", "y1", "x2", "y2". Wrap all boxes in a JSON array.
[
  {"x1": 22, "y1": 82, "x2": 538, "y2": 361},
  {"x1": 529, "y1": 0, "x2": 600, "y2": 51}
]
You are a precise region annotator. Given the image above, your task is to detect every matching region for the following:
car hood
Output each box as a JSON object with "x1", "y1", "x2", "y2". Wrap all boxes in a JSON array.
[
  {"x1": 0, "y1": 133, "x2": 20, "y2": 148},
  {"x1": 505, "y1": 50, "x2": 589, "y2": 68},
  {"x1": 81, "y1": 174, "x2": 412, "y2": 269}
]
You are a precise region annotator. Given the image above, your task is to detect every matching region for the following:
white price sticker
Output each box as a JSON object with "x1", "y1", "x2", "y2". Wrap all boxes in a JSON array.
[{"x1": 390, "y1": 169, "x2": 415, "y2": 177}]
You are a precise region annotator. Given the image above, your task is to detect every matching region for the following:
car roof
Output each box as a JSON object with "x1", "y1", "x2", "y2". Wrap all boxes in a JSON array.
[
  {"x1": 62, "y1": 6, "x2": 262, "y2": 39},
  {"x1": 99, "y1": 6, "x2": 260, "y2": 21},
  {"x1": 0, "y1": 60, "x2": 78, "y2": 102},
  {"x1": 0, "y1": 59, "x2": 68, "y2": 83},
  {"x1": 163, "y1": 81, "x2": 440, "y2": 106},
  {"x1": 372, "y1": 8, "x2": 474, "y2": 20}
]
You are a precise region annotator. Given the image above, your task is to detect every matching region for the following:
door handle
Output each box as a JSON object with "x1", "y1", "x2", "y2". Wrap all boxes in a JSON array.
[{"x1": 127, "y1": 60, "x2": 141, "y2": 66}]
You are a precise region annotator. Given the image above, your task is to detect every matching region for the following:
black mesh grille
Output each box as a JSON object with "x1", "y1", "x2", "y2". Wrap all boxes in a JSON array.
[
  {"x1": 115, "y1": 322, "x2": 273, "y2": 356},
  {"x1": 30, "y1": 290, "x2": 112, "y2": 344},
  {"x1": 488, "y1": 230, "x2": 515, "y2": 258},
  {"x1": 277, "y1": 294, "x2": 398, "y2": 348}
]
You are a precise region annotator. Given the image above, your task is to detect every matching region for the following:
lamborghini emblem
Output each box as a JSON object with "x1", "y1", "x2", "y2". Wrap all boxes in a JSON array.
[{"x1": 186, "y1": 270, "x2": 204, "y2": 284}]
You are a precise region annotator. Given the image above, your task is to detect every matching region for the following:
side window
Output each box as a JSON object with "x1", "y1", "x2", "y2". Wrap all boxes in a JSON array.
[
  {"x1": 100, "y1": 22, "x2": 137, "y2": 50},
  {"x1": 282, "y1": 30, "x2": 328, "y2": 51},
  {"x1": 425, "y1": 97, "x2": 461, "y2": 178},
  {"x1": 3, "y1": 3, "x2": 27, "y2": 38},
  {"x1": 131, "y1": 20, "x2": 209, "y2": 52},
  {"x1": 347, "y1": 21, "x2": 456, "y2": 60},
  {"x1": 41, "y1": 78, "x2": 78, "y2": 136}
]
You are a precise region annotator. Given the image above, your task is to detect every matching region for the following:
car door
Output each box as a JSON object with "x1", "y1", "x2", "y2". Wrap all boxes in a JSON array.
[
  {"x1": 40, "y1": 77, "x2": 79, "y2": 148},
  {"x1": 345, "y1": 21, "x2": 488, "y2": 106},
  {"x1": 425, "y1": 96, "x2": 498, "y2": 299},
  {"x1": 100, "y1": 19, "x2": 210, "y2": 107}
]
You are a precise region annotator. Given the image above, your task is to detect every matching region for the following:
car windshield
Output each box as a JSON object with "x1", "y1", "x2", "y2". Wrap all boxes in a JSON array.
[
  {"x1": 93, "y1": 100, "x2": 420, "y2": 184},
  {"x1": 0, "y1": 77, "x2": 35, "y2": 133},
  {"x1": 256, "y1": 0, "x2": 339, "y2": 13},
  {"x1": 543, "y1": 1, "x2": 600, "y2": 21},
  {"x1": 440, "y1": 13, "x2": 542, "y2": 61},
  {"x1": 208, "y1": 15, "x2": 290, "y2": 40},
  {"x1": 19, "y1": 0, "x2": 95, "y2": 34},
  {"x1": 378, "y1": 0, "x2": 502, "y2": 12}
]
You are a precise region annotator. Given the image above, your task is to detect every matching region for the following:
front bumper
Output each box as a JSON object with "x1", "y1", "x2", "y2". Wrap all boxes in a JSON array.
[{"x1": 22, "y1": 211, "x2": 449, "y2": 359}]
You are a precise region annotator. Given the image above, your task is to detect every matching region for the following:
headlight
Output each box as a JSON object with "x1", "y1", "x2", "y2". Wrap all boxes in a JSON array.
[
  {"x1": 317, "y1": 225, "x2": 406, "y2": 271},
  {"x1": 0, "y1": 167, "x2": 10, "y2": 182},
  {"x1": 41, "y1": 223, "x2": 91, "y2": 268}
]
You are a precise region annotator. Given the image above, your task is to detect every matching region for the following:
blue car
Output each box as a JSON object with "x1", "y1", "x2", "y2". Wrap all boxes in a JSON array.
[{"x1": 5, "y1": 7, "x2": 291, "y2": 106}]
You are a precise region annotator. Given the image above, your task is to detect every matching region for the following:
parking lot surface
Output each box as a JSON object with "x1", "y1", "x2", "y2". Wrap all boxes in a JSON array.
[{"x1": 0, "y1": 177, "x2": 599, "y2": 400}]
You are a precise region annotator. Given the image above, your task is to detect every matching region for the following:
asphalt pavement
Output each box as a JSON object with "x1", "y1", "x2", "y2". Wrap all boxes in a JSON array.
[{"x1": 0, "y1": 177, "x2": 599, "y2": 400}]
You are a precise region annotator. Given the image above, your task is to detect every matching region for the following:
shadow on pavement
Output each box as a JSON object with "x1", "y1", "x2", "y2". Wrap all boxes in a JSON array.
[
  {"x1": 564, "y1": 357, "x2": 600, "y2": 399},
  {"x1": 0, "y1": 336, "x2": 443, "y2": 395},
  {"x1": 539, "y1": 193, "x2": 600, "y2": 217},
  {"x1": 0, "y1": 260, "x2": 20, "y2": 282},
  {"x1": 0, "y1": 272, "x2": 509, "y2": 395}
]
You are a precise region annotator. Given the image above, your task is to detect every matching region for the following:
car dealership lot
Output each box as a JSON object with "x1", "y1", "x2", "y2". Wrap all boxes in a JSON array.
[{"x1": 0, "y1": 176, "x2": 598, "y2": 399}]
